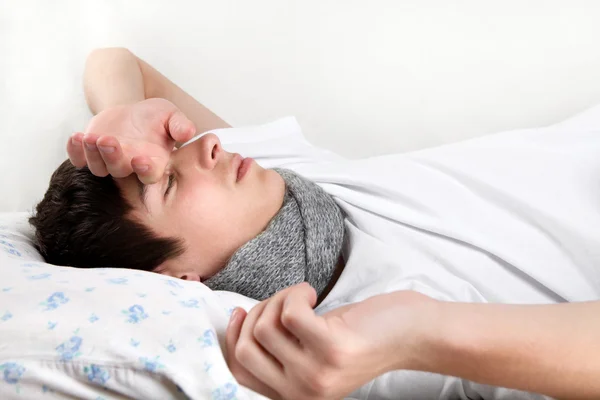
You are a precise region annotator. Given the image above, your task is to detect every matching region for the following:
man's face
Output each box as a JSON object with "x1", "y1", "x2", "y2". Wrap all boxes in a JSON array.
[{"x1": 116, "y1": 133, "x2": 285, "y2": 281}]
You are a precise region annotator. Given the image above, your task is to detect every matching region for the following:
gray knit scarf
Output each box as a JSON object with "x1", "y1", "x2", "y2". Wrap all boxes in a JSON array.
[{"x1": 202, "y1": 168, "x2": 345, "y2": 301}]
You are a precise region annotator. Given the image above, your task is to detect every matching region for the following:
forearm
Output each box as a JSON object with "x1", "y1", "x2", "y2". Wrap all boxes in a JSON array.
[
  {"x1": 84, "y1": 48, "x2": 229, "y2": 132},
  {"x1": 413, "y1": 299, "x2": 600, "y2": 399},
  {"x1": 136, "y1": 55, "x2": 230, "y2": 133},
  {"x1": 83, "y1": 48, "x2": 145, "y2": 115}
]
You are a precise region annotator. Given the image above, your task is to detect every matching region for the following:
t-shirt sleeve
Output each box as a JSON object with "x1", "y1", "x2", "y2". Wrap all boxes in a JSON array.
[{"x1": 190, "y1": 116, "x2": 344, "y2": 169}]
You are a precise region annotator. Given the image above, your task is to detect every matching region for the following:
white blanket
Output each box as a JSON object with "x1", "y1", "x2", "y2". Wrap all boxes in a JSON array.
[{"x1": 1, "y1": 104, "x2": 599, "y2": 399}]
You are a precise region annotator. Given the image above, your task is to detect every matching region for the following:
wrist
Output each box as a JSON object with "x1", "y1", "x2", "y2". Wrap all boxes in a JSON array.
[
  {"x1": 408, "y1": 300, "x2": 465, "y2": 374},
  {"x1": 383, "y1": 291, "x2": 445, "y2": 373},
  {"x1": 406, "y1": 300, "x2": 510, "y2": 382}
]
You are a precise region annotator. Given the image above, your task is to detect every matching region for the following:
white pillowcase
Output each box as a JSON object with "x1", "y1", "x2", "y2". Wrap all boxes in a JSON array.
[{"x1": 0, "y1": 212, "x2": 265, "y2": 400}]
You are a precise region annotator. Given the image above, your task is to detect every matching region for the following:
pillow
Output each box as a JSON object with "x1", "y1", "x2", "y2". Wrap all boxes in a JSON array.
[
  {"x1": 0, "y1": 212, "x2": 264, "y2": 400},
  {"x1": 0, "y1": 116, "x2": 334, "y2": 399}
]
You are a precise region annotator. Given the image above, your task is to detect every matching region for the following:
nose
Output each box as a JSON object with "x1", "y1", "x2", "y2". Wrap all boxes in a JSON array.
[
  {"x1": 174, "y1": 133, "x2": 223, "y2": 171},
  {"x1": 198, "y1": 133, "x2": 222, "y2": 169}
]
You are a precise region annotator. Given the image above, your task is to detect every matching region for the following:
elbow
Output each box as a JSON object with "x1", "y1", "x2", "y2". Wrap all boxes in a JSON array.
[{"x1": 86, "y1": 47, "x2": 136, "y2": 66}]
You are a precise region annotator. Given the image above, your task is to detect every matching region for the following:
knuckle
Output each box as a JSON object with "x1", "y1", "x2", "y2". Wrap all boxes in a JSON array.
[
  {"x1": 324, "y1": 343, "x2": 350, "y2": 367},
  {"x1": 232, "y1": 372, "x2": 251, "y2": 390},
  {"x1": 303, "y1": 369, "x2": 334, "y2": 397},
  {"x1": 253, "y1": 321, "x2": 270, "y2": 342},
  {"x1": 235, "y1": 342, "x2": 252, "y2": 365},
  {"x1": 227, "y1": 357, "x2": 245, "y2": 376},
  {"x1": 280, "y1": 309, "x2": 296, "y2": 329}
]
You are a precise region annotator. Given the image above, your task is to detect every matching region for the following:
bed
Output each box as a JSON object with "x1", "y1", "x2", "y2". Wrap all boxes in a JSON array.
[{"x1": 2, "y1": 1, "x2": 600, "y2": 399}]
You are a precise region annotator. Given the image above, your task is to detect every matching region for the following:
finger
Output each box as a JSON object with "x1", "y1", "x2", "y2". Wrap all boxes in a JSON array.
[
  {"x1": 226, "y1": 308, "x2": 246, "y2": 364},
  {"x1": 255, "y1": 294, "x2": 304, "y2": 366},
  {"x1": 96, "y1": 136, "x2": 133, "y2": 178},
  {"x1": 83, "y1": 134, "x2": 109, "y2": 177},
  {"x1": 238, "y1": 300, "x2": 268, "y2": 354},
  {"x1": 67, "y1": 132, "x2": 86, "y2": 168},
  {"x1": 281, "y1": 283, "x2": 333, "y2": 352},
  {"x1": 226, "y1": 308, "x2": 282, "y2": 400},
  {"x1": 167, "y1": 110, "x2": 196, "y2": 143},
  {"x1": 237, "y1": 301, "x2": 285, "y2": 385},
  {"x1": 130, "y1": 155, "x2": 165, "y2": 185}
]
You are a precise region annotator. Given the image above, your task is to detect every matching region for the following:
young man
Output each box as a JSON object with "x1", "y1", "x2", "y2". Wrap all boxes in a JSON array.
[{"x1": 30, "y1": 48, "x2": 600, "y2": 400}]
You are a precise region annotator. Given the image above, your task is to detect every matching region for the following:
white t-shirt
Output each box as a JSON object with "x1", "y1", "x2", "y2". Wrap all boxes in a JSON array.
[{"x1": 188, "y1": 107, "x2": 600, "y2": 400}]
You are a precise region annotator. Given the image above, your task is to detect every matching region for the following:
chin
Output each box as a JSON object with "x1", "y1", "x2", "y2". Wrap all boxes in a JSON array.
[{"x1": 264, "y1": 169, "x2": 286, "y2": 208}]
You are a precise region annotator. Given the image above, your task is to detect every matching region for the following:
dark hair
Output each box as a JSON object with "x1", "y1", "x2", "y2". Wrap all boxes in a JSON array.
[{"x1": 29, "y1": 160, "x2": 185, "y2": 271}]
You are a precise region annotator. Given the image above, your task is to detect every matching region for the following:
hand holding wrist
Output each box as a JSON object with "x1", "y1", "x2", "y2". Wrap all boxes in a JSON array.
[{"x1": 326, "y1": 290, "x2": 441, "y2": 375}]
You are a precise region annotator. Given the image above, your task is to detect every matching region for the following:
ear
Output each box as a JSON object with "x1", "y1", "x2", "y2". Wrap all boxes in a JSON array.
[
  {"x1": 179, "y1": 272, "x2": 201, "y2": 282},
  {"x1": 154, "y1": 259, "x2": 201, "y2": 282}
]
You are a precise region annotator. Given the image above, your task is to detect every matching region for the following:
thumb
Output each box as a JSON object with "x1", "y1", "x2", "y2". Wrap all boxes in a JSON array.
[
  {"x1": 167, "y1": 110, "x2": 196, "y2": 143},
  {"x1": 131, "y1": 155, "x2": 167, "y2": 185},
  {"x1": 225, "y1": 308, "x2": 246, "y2": 364}
]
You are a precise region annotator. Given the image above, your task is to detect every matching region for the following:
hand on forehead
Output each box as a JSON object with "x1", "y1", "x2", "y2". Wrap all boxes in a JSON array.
[{"x1": 67, "y1": 99, "x2": 196, "y2": 185}]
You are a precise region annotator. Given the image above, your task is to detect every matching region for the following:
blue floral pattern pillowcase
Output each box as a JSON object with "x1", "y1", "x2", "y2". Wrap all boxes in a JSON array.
[{"x1": 0, "y1": 212, "x2": 264, "y2": 400}]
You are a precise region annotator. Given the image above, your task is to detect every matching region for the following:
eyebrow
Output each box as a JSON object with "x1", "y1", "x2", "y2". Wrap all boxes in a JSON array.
[{"x1": 137, "y1": 179, "x2": 148, "y2": 210}]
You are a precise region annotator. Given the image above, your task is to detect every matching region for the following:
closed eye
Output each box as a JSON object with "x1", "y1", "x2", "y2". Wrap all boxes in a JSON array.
[{"x1": 164, "y1": 174, "x2": 176, "y2": 197}]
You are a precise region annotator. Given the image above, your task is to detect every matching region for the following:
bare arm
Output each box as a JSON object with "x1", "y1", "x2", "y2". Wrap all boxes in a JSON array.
[
  {"x1": 83, "y1": 47, "x2": 230, "y2": 132},
  {"x1": 225, "y1": 284, "x2": 600, "y2": 400},
  {"x1": 414, "y1": 299, "x2": 600, "y2": 399},
  {"x1": 70, "y1": 47, "x2": 230, "y2": 182}
]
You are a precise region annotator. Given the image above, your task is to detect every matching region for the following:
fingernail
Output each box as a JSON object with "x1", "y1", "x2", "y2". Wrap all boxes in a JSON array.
[
  {"x1": 229, "y1": 309, "x2": 240, "y2": 325},
  {"x1": 134, "y1": 164, "x2": 149, "y2": 172},
  {"x1": 98, "y1": 145, "x2": 115, "y2": 154},
  {"x1": 71, "y1": 136, "x2": 81, "y2": 145},
  {"x1": 84, "y1": 142, "x2": 98, "y2": 151}
]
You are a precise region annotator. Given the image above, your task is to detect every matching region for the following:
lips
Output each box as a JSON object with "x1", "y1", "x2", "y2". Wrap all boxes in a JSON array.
[
  {"x1": 237, "y1": 157, "x2": 253, "y2": 182},
  {"x1": 233, "y1": 153, "x2": 252, "y2": 182}
]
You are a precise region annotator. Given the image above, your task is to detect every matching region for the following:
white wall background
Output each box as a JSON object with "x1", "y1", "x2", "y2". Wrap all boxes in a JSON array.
[{"x1": 1, "y1": 0, "x2": 600, "y2": 212}]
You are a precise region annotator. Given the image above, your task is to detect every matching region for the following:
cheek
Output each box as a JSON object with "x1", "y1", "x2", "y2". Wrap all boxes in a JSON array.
[
  {"x1": 171, "y1": 176, "x2": 270, "y2": 245},
  {"x1": 176, "y1": 185, "x2": 239, "y2": 229},
  {"x1": 173, "y1": 187, "x2": 254, "y2": 267}
]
